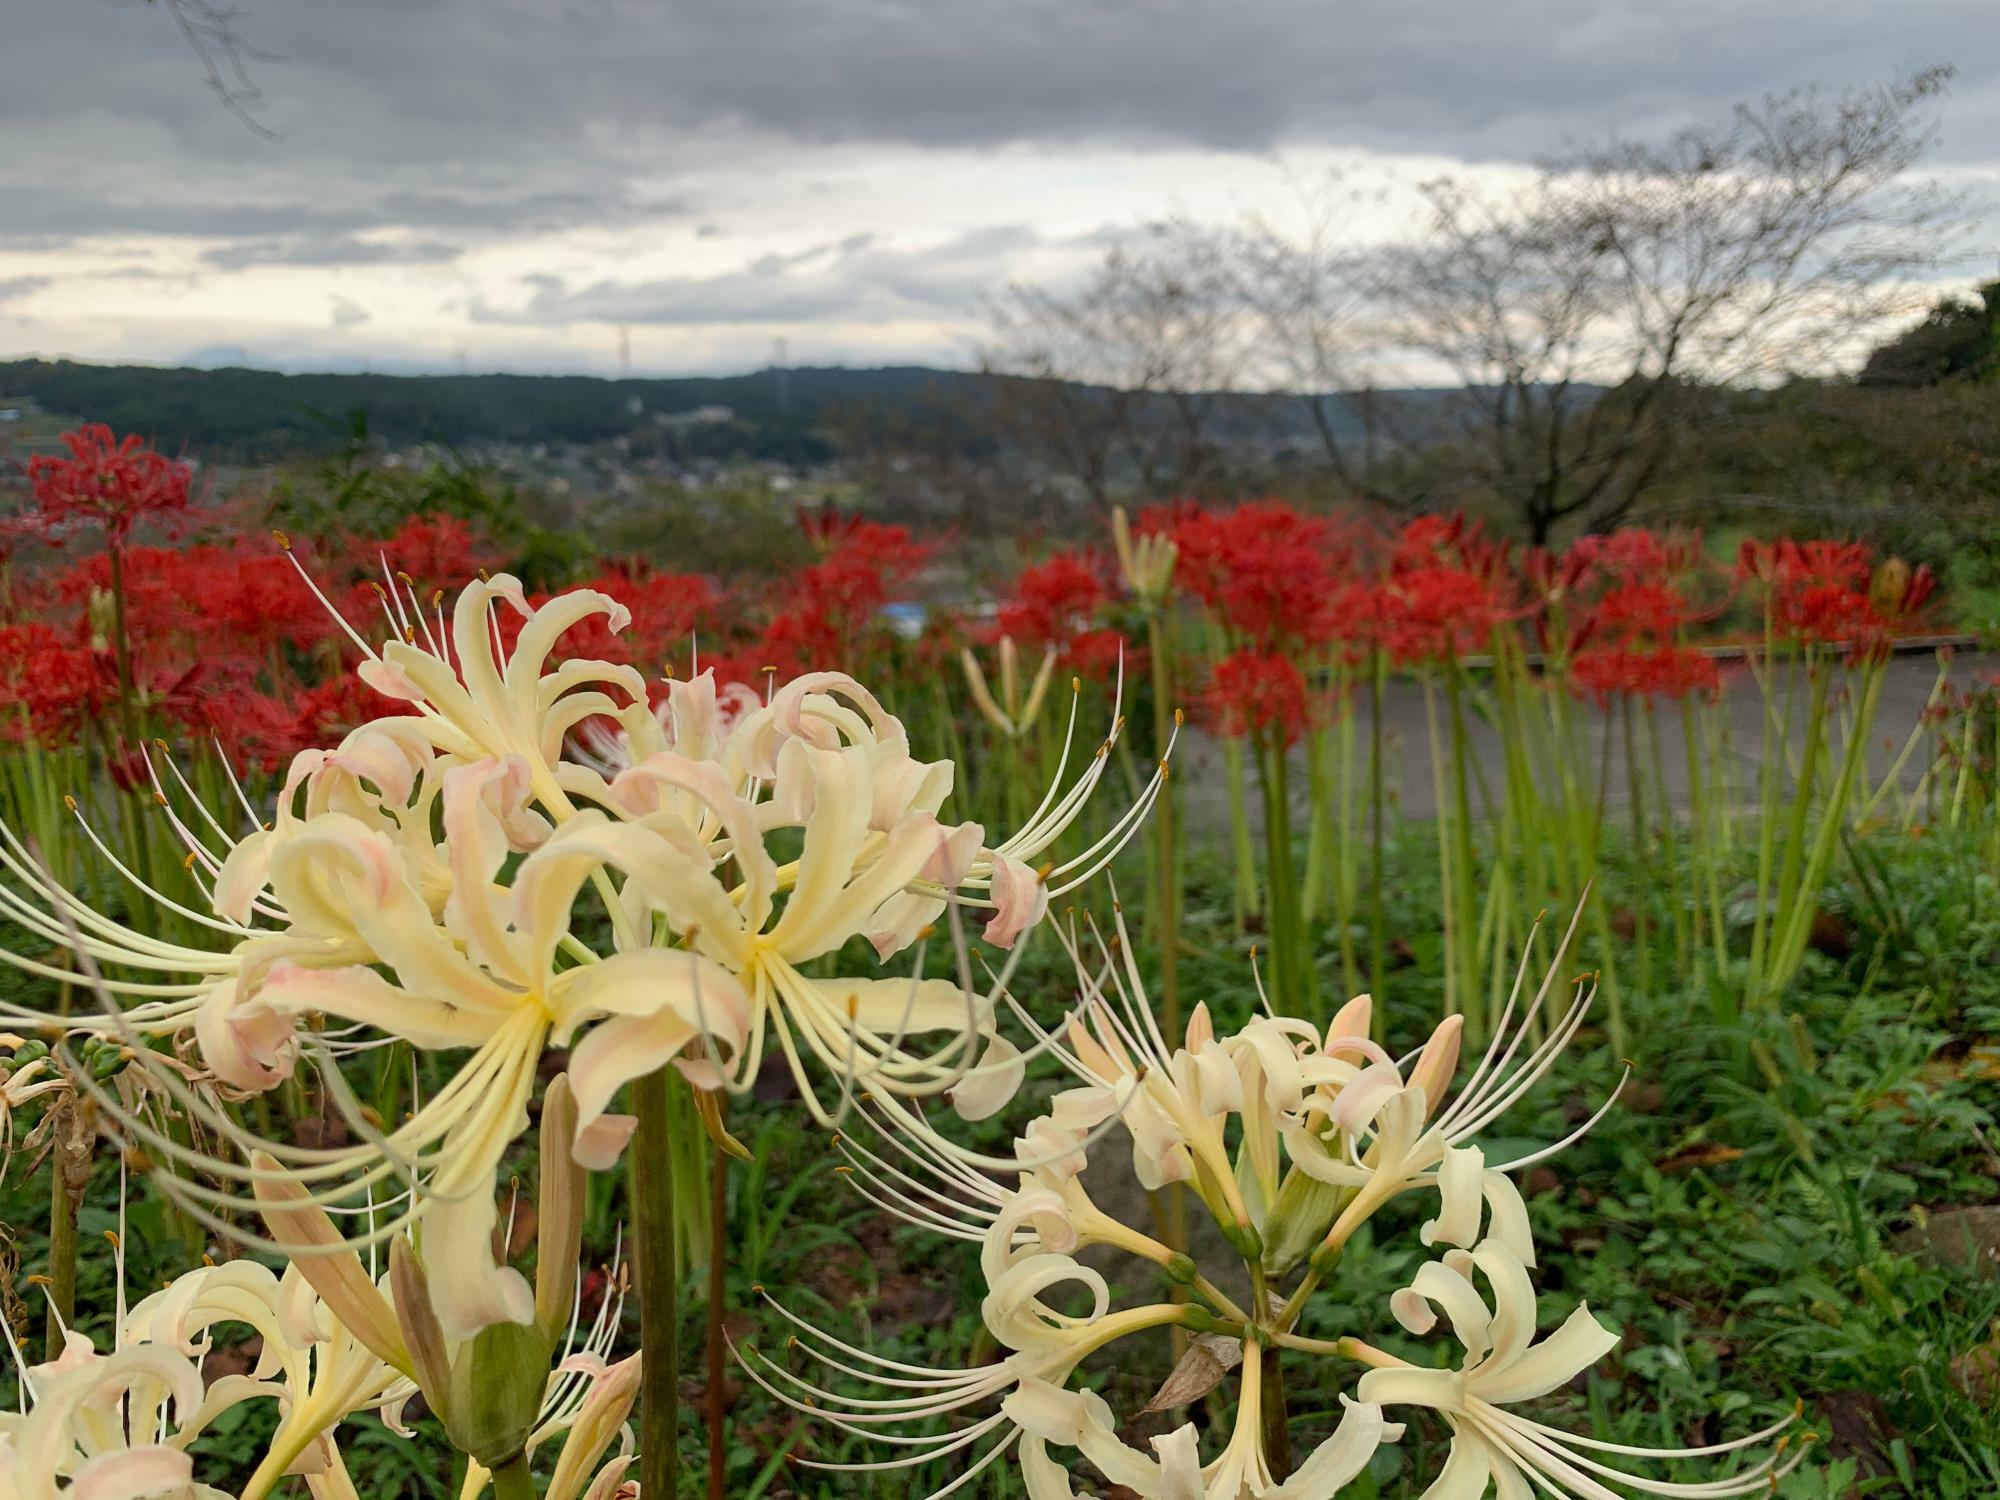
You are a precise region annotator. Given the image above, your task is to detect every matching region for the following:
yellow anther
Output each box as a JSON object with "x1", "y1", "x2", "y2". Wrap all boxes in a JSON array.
[
  {"x1": 1071, "y1": 676, "x2": 1081, "y2": 693},
  {"x1": 396, "y1": 571, "x2": 414, "y2": 586},
  {"x1": 103, "y1": 1230, "x2": 120, "y2": 1248},
  {"x1": 368, "y1": 580, "x2": 389, "y2": 599},
  {"x1": 1173, "y1": 707, "x2": 1185, "y2": 725},
  {"x1": 155, "y1": 792, "x2": 168, "y2": 806},
  {"x1": 183, "y1": 852, "x2": 199, "y2": 871},
  {"x1": 272, "y1": 530, "x2": 291, "y2": 550},
  {"x1": 153, "y1": 737, "x2": 169, "y2": 751},
  {"x1": 63, "y1": 794, "x2": 77, "y2": 810}
]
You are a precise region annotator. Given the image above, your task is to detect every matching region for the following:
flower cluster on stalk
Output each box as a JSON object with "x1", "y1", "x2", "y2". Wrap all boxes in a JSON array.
[{"x1": 761, "y1": 911, "x2": 1808, "y2": 1499}]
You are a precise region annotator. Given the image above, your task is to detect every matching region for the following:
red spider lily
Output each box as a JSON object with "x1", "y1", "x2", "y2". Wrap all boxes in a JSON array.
[
  {"x1": 48, "y1": 544, "x2": 335, "y2": 657},
  {"x1": 1375, "y1": 515, "x2": 1522, "y2": 667},
  {"x1": 1157, "y1": 500, "x2": 1359, "y2": 653},
  {"x1": 359, "y1": 514, "x2": 501, "y2": 588},
  {"x1": 0, "y1": 622, "x2": 115, "y2": 743},
  {"x1": 756, "y1": 518, "x2": 932, "y2": 675},
  {"x1": 1205, "y1": 648, "x2": 1312, "y2": 747},
  {"x1": 14, "y1": 425, "x2": 194, "y2": 549},
  {"x1": 1568, "y1": 643, "x2": 1721, "y2": 707},
  {"x1": 1734, "y1": 538, "x2": 1916, "y2": 657},
  {"x1": 796, "y1": 507, "x2": 935, "y2": 583},
  {"x1": 990, "y1": 552, "x2": 1130, "y2": 676}
]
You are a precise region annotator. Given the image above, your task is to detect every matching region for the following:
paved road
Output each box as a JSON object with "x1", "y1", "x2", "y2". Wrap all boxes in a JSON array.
[{"x1": 1171, "y1": 647, "x2": 1981, "y2": 833}]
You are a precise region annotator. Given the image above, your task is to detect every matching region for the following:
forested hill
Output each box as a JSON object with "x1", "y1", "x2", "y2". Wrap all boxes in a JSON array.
[
  {"x1": 0, "y1": 358, "x2": 1476, "y2": 466},
  {"x1": 0, "y1": 359, "x2": 1007, "y2": 462}
]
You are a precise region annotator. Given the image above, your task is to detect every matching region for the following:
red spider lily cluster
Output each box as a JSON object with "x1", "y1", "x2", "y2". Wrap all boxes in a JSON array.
[
  {"x1": 989, "y1": 551, "x2": 1126, "y2": 678},
  {"x1": 1737, "y1": 539, "x2": 1936, "y2": 663},
  {"x1": 989, "y1": 503, "x2": 1938, "y2": 747},
  {"x1": 0, "y1": 426, "x2": 1945, "y2": 777},
  {"x1": 15, "y1": 423, "x2": 195, "y2": 549}
]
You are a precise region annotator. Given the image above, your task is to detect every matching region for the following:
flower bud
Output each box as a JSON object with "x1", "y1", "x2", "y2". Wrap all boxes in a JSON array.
[{"x1": 446, "y1": 1319, "x2": 555, "y2": 1471}]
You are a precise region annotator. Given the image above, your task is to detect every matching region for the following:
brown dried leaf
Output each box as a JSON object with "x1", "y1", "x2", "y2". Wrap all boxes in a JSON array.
[{"x1": 1141, "y1": 1333, "x2": 1241, "y2": 1413}]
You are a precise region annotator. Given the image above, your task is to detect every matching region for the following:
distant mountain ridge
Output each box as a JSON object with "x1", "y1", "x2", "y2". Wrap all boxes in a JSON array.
[{"x1": 0, "y1": 357, "x2": 1482, "y2": 465}]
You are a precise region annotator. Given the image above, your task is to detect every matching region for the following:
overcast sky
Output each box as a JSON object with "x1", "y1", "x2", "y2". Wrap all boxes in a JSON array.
[{"x1": 3, "y1": 1, "x2": 1995, "y2": 377}]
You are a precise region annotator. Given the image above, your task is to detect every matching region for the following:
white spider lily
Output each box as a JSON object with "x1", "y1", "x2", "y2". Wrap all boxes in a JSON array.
[
  {"x1": 122, "y1": 1258, "x2": 412, "y2": 1500},
  {"x1": 1282, "y1": 908, "x2": 1627, "y2": 1261},
  {"x1": 733, "y1": 1283, "x2": 1187, "y2": 1496},
  {"x1": 1357, "y1": 1239, "x2": 1806, "y2": 1499},
  {"x1": 0, "y1": 1337, "x2": 222, "y2": 1500},
  {"x1": 1015, "y1": 1372, "x2": 1393, "y2": 1500}
]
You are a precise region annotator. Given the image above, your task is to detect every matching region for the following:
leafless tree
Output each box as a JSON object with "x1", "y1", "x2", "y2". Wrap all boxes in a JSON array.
[
  {"x1": 149, "y1": 0, "x2": 278, "y2": 139},
  {"x1": 1375, "y1": 66, "x2": 1967, "y2": 542},
  {"x1": 981, "y1": 237, "x2": 1251, "y2": 509},
  {"x1": 1194, "y1": 173, "x2": 1424, "y2": 507}
]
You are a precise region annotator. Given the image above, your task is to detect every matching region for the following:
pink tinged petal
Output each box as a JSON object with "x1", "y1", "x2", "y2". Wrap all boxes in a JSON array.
[
  {"x1": 1408, "y1": 1015, "x2": 1464, "y2": 1121},
  {"x1": 1473, "y1": 1302, "x2": 1620, "y2": 1405},
  {"x1": 982, "y1": 851, "x2": 1048, "y2": 949},
  {"x1": 358, "y1": 657, "x2": 426, "y2": 702},
  {"x1": 194, "y1": 981, "x2": 297, "y2": 1093},
  {"x1": 1422, "y1": 1146, "x2": 1487, "y2": 1251},
  {"x1": 210, "y1": 829, "x2": 272, "y2": 925},
  {"x1": 572, "y1": 1113, "x2": 637, "y2": 1171},
  {"x1": 923, "y1": 820, "x2": 984, "y2": 884},
  {"x1": 1327, "y1": 993, "x2": 1374, "y2": 1042},
  {"x1": 950, "y1": 1036, "x2": 1025, "y2": 1122},
  {"x1": 865, "y1": 890, "x2": 945, "y2": 961},
  {"x1": 72, "y1": 1445, "x2": 198, "y2": 1500},
  {"x1": 424, "y1": 1188, "x2": 536, "y2": 1345}
]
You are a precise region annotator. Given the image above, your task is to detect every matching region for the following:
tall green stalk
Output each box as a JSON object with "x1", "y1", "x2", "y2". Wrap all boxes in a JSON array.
[{"x1": 633, "y1": 1067, "x2": 682, "y2": 1499}]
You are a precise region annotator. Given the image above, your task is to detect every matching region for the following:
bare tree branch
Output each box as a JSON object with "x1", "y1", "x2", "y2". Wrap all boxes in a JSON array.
[{"x1": 150, "y1": 0, "x2": 280, "y2": 140}]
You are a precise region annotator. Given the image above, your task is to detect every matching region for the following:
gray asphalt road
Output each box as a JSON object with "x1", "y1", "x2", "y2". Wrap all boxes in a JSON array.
[{"x1": 1171, "y1": 647, "x2": 1981, "y2": 833}]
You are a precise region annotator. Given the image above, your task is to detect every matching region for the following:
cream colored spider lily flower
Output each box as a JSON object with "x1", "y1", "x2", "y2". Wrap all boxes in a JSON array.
[
  {"x1": 1040, "y1": 911, "x2": 1261, "y2": 1242},
  {"x1": 1283, "y1": 910, "x2": 1626, "y2": 1262},
  {"x1": 733, "y1": 1281, "x2": 1189, "y2": 1494},
  {"x1": 117, "y1": 777, "x2": 743, "y2": 1345},
  {"x1": 1016, "y1": 1373, "x2": 1393, "y2": 1500},
  {"x1": 591, "y1": 735, "x2": 1009, "y2": 1126},
  {"x1": 297, "y1": 561, "x2": 650, "y2": 818},
  {"x1": 0, "y1": 1338, "x2": 228, "y2": 1500},
  {"x1": 122, "y1": 1258, "x2": 412, "y2": 1500},
  {"x1": 0, "y1": 721, "x2": 447, "y2": 1067},
  {"x1": 1356, "y1": 1240, "x2": 1807, "y2": 1499}
]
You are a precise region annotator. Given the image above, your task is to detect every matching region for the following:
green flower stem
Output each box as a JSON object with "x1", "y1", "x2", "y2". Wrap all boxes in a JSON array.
[
  {"x1": 634, "y1": 1066, "x2": 682, "y2": 1500},
  {"x1": 489, "y1": 1455, "x2": 536, "y2": 1500},
  {"x1": 1367, "y1": 650, "x2": 1387, "y2": 1026}
]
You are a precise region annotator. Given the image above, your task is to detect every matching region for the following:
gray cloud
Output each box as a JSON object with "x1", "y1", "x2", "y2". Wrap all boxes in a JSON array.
[
  {"x1": 329, "y1": 295, "x2": 371, "y2": 329},
  {"x1": 203, "y1": 234, "x2": 465, "y2": 270},
  {"x1": 0, "y1": 276, "x2": 50, "y2": 307},
  {"x1": 472, "y1": 225, "x2": 1047, "y2": 327}
]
